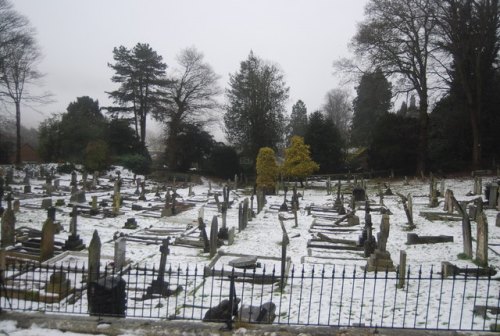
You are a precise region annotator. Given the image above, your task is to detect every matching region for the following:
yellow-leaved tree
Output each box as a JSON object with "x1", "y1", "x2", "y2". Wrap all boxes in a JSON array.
[
  {"x1": 256, "y1": 147, "x2": 279, "y2": 194},
  {"x1": 282, "y1": 136, "x2": 319, "y2": 186}
]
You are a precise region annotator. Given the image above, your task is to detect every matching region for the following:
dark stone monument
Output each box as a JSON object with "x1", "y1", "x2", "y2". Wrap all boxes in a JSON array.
[
  {"x1": 209, "y1": 216, "x2": 219, "y2": 258},
  {"x1": 88, "y1": 230, "x2": 101, "y2": 285},
  {"x1": 40, "y1": 216, "x2": 55, "y2": 261},
  {"x1": 1, "y1": 193, "x2": 15, "y2": 247},
  {"x1": 352, "y1": 186, "x2": 366, "y2": 202}
]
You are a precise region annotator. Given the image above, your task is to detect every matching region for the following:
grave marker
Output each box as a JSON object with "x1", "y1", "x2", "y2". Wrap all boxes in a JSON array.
[
  {"x1": 476, "y1": 212, "x2": 488, "y2": 266},
  {"x1": 88, "y1": 230, "x2": 101, "y2": 284},
  {"x1": 114, "y1": 237, "x2": 127, "y2": 270},
  {"x1": 1, "y1": 193, "x2": 15, "y2": 247},
  {"x1": 209, "y1": 216, "x2": 219, "y2": 258},
  {"x1": 40, "y1": 216, "x2": 55, "y2": 261}
]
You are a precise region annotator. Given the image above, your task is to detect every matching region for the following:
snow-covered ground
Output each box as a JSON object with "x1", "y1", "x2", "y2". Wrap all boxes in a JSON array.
[{"x1": 1, "y1": 165, "x2": 499, "y2": 332}]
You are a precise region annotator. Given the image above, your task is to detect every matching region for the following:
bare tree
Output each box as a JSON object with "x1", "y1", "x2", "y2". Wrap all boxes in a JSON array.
[
  {"x1": 0, "y1": 0, "x2": 44, "y2": 165},
  {"x1": 161, "y1": 47, "x2": 221, "y2": 170},
  {"x1": 351, "y1": 0, "x2": 440, "y2": 174},
  {"x1": 322, "y1": 88, "x2": 352, "y2": 144}
]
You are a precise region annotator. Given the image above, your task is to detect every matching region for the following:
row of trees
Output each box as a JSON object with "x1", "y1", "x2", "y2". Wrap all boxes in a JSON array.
[{"x1": 345, "y1": 0, "x2": 500, "y2": 173}]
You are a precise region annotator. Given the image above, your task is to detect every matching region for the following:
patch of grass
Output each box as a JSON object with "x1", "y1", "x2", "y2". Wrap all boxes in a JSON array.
[{"x1": 457, "y1": 252, "x2": 471, "y2": 260}]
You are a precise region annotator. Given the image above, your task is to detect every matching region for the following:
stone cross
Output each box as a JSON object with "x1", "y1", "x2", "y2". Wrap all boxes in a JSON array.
[
  {"x1": 88, "y1": 230, "x2": 101, "y2": 284},
  {"x1": 157, "y1": 238, "x2": 170, "y2": 283},
  {"x1": 40, "y1": 216, "x2": 55, "y2": 261}
]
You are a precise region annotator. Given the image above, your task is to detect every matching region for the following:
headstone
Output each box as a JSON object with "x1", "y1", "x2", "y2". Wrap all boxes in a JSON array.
[
  {"x1": 70, "y1": 171, "x2": 78, "y2": 193},
  {"x1": 88, "y1": 230, "x2": 101, "y2": 284},
  {"x1": 123, "y1": 217, "x2": 138, "y2": 229},
  {"x1": 238, "y1": 302, "x2": 276, "y2": 324},
  {"x1": 114, "y1": 237, "x2": 126, "y2": 270},
  {"x1": 134, "y1": 178, "x2": 141, "y2": 195},
  {"x1": 280, "y1": 187, "x2": 288, "y2": 211},
  {"x1": 145, "y1": 238, "x2": 178, "y2": 298},
  {"x1": 45, "y1": 271, "x2": 71, "y2": 295},
  {"x1": 53, "y1": 178, "x2": 60, "y2": 190},
  {"x1": 352, "y1": 186, "x2": 365, "y2": 202},
  {"x1": 198, "y1": 216, "x2": 209, "y2": 253},
  {"x1": 379, "y1": 214, "x2": 390, "y2": 252},
  {"x1": 476, "y1": 212, "x2": 488, "y2": 266},
  {"x1": 407, "y1": 194, "x2": 413, "y2": 224},
  {"x1": 496, "y1": 213, "x2": 500, "y2": 228},
  {"x1": 13, "y1": 199, "x2": 20, "y2": 213},
  {"x1": 1, "y1": 194, "x2": 15, "y2": 247},
  {"x1": 334, "y1": 180, "x2": 342, "y2": 210},
  {"x1": 40, "y1": 216, "x2": 55, "y2": 261},
  {"x1": 209, "y1": 216, "x2": 218, "y2": 258},
  {"x1": 138, "y1": 181, "x2": 146, "y2": 201},
  {"x1": 41, "y1": 198, "x2": 52, "y2": 209},
  {"x1": 398, "y1": 250, "x2": 407, "y2": 288},
  {"x1": 488, "y1": 183, "x2": 498, "y2": 208},
  {"x1": 228, "y1": 227, "x2": 235, "y2": 246},
  {"x1": 92, "y1": 171, "x2": 98, "y2": 189},
  {"x1": 443, "y1": 189, "x2": 454, "y2": 213}
]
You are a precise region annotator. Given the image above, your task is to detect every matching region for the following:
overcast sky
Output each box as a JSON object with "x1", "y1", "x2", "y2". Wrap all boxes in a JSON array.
[{"x1": 11, "y1": 0, "x2": 368, "y2": 137}]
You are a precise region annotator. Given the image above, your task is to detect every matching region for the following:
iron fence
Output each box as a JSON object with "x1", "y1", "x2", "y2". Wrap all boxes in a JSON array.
[{"x1": 0, "y1": 261, "x2": 499, "y2": 331}]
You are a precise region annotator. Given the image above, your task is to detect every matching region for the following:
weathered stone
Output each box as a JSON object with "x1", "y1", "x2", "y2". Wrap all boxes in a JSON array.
[
  {"x1": 40, "y1": 217, "x2": 55, "y2": 261},
  {"x1": 476, "y1": 212, "x2": 488, "y2": 266},
  {"x1": 229, "y1": 256, "x2": 258, "y2": 268},
  {"x1": 406, "y1": 233, "x2": 454, "y2": 245}
]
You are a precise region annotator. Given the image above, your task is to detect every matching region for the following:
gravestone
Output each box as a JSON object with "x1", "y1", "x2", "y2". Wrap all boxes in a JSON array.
[
  {"x1": 23, "y1": 172, "x2": 30, "y2": 185},
  {"x1": 228, "y1": 227, "x2": 235, "y2": 245},
  {"x1": 334, "y1": 180, "x2": 343, "y2": 211},
  {"x1": 406, "y1": 233, "x2": 454, "y2": 244},
  {"x1": 92, "y1": 171, "x2": 98, "y2": 189},
  {"x1": 5, "y1": 169, "x2": 13, "y2": 186},
  {"x1": 1, "y1": 193, "x2": 15, "y2": 247},
  {"x1": 352, "y1": 186, "x2": 365, "y2": 202},
  {"x1": 443, "y1": 189, "x2": 454, "y2": 213},
  {"x1": 134, "y1": 178, "x2": 141, "y2": 195},
  {"x1": 53, "y1": 178, "x2": 60, "y2": 190},
  {"x1": 45, "y1": 271, "x2": 71, "y2": 295},
  {"x1": 41, "y1": 198, "x2": 52, "y2": 209},
  {"x1": 13, "y1": 199, "x2": 20, "y2": 213},
  {"x1": 198, "y1": 216, "x2": 210, "y2": 253},
  {"x1": 366, "y1": 214, "x2": 395, "y2": 272},
  {"x1": 88, "y1": 230, "x2": 101, "y2": 285},
  {"x1": 40, "y1": 216, "x2": 55, "y2": 261},
  {"x1": 209, "y1": 216, "x2": 219, "y2": 258},
  {"x1": 70, "y1": 171, "x2": 78, "y2": 193},
  {"x1": 114, "y1": 237, "x2": 127, "y2": 270},
  {"x1": 145, "y1": 238, "x2": 181, "y2": 298},
  {"x1": 488, "y1": 183, "x2": 498, "y2": 208},
  {"x1": 65, "y1": 206, "x2": 85, "y2": 251},
  {"x1": 476, "y1": 212, "x2": 488, "y2": 266},
  {"x1": 123, "y1": 217, "x2": 138, "y2": 229},
  {"x1": 238, "y1": 302, "x2": 276, "y2": 324},
  {"x1": 397, "y1": 250, "x2": 407, "y2": 289},
  {"x1": 496, "y1": 213, "x2": 500, "y2": 228},
  {"x1": 138, "y1": 182, "x2": 146, "y2": 201}
]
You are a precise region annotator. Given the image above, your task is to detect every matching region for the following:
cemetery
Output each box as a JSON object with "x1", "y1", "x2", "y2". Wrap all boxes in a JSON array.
[{"x1": 0, "y1": 164, "x2": 499, "y2": 332}]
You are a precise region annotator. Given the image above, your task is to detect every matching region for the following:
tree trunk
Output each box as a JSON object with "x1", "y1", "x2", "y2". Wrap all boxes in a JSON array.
[
  {"x1": 15, "y1": 101, "x2": 21, "y2": 166},
  {"x1": 470, "y1": 104, "x2": 481, "y2": 170},
  {"x1": 416, "y1": 100, "x2": 429, "y2": 176}
]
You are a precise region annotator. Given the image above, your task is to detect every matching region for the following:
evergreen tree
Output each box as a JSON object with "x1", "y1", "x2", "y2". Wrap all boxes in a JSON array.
[
  {"x1": 282, "y1": 136, "x2": 319, "y2": 185},
  {"x1": 305, "y1": 111, "x2": 344, "y2": 173},
  {"x1": 288, "y1": 100, "x2": 308, "y2": 139},
  {"x1": 351, "y1": 69, "x2": 392, "y2": 147},
  {"x1": 107, "y1": 43, "x2": 168, "y2": 147},
  {"x1": 224, "y1": 51, "x2": 289, "y2": 165},
  {"x1": 255, "y1": 147, "x2": 279, "y2": 194}
]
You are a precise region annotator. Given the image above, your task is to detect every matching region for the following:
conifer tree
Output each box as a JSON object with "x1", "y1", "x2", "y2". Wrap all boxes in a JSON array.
[
  {"x1": 255, "y1": 147, "x2": 279, "y2": 194},
  {"x1": 282, "y1": 136, "x2": 319, "y2": 186}
]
